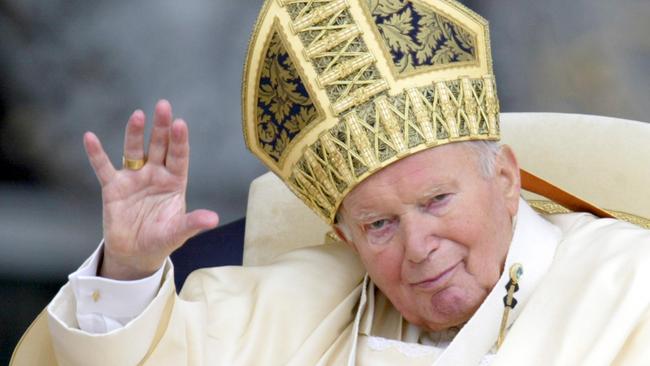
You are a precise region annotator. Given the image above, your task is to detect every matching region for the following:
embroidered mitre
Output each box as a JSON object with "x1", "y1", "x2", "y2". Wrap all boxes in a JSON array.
[{"x1": 242, "y1": 0, "x2": 498, "y2": 222}]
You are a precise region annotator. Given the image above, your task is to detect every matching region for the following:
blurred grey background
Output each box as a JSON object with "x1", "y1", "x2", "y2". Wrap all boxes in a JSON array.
[{"x1": 1, "y1": 0, "x2": 648, "y2": 362}]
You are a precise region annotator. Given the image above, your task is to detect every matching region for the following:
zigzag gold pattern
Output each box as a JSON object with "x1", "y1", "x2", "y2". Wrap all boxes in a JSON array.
[
  {"x1": 291, "y1": 76, "x2": 499, "y2": 221},
  {"x1": 375, "y1": 96, "x2": 407, "y2": 153},
  {"x1": 331, "y1": 80, "x2": 389, "y2": 115},
  {"x1": 435, "y1": 81, "x2": 460, "y2": 138},
  {"x1": 303, "y1": 25, "x2": 361, "y2": 59},
  {"x1": 461, "y1": 78, "x2": 479, "y2": 135},
  {"x1": 290, "y1": 0, "x2": 349, "y2": 33},
  {"x1": 345, "y1": 111, "x2": 379, "y2": 168},
  {"x1": 406, "y1": 88, "x2": 436, "y2": 143},
  {"x1": 284, "y1": 0, "x2": 387, "y2": 115},
  {"x1": 483, "y1": 75, "x2": 499, "y2": 135},
  {"x1": 317, "y1": 53, "x2": 375, "y2": 86},
  {"x1": 294, "y1": 168, "x2": 334, "y2": 211},
  {"x1": 304, "y1": 148, "x2": 337, "y2": 196},
  {"x1": 319, "y1": 133, "x2": 355, "y2": 184}
]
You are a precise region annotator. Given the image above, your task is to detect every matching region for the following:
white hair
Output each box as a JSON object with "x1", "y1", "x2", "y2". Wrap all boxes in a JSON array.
[
  {"x1": 333, "y1": 141, "x2": 502, "y2": 239},
  {"x1": 465, "y1": 140, "x2": 501, "y2": 178}
]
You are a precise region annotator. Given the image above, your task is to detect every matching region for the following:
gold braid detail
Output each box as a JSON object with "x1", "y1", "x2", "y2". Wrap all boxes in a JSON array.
[
  {"x1": 462, "y1": 77, "x2": 479, "y2": 135},
  {"x1": 290, "y1": 0, "x2": 348, "y2": 33},
  {"x1": 320, "y1": 133, "x2": 355, "y2": 184},
  {"x1": 406, "y1": 88, "x2": 436, "y2": 143},
  {"x1": 304, "y1": 25, "x2": 361, "y2": 60},
  {"x1": 304, "y1": 148, "x2": 337, "y2": 197},
  {"x1": 435, "y1": 81, "x2": 460, "y2": 138},
  {"x1": 332, "y1": 80, "x2": 389, "y2": 115},
  {"x1": 318, "y1": 53, "x2": 375, "y2": 87},
  {"x1": 483, "y1": 75, "x2": 499, "y2": 136},
  {"x1": 375, "y1": 96, "x2": 407, "y2": 153},
  {"x1": 292, "y1": 77, "x2": 498, "y2": 221},
  {"x1": 294, "y1": 168, "x2": 333, "y2": 212},
  {"x1": 344, "y1": 112, "x2": 378, "y2": 168}
]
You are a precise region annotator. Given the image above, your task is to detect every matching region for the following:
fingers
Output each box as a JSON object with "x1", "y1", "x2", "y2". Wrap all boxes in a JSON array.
[
  {"x1": 147, "y1": 100, "x2": 173, "y2": 165},
  {"x1": 123, "y1": 110, "x2": 146, "y2": 162},
  {"x1": 174, "y1": 209, "x2": 220, "y2": 246},
  {"x1": 166, "y1": 119, "x2": 189, "y2": 177},
  {"x1": 84, "y1": 132, "x2": 116, "y2": 186},
  {"x1": 117, "y1": 100, "x2": 183, "y2": 175}
]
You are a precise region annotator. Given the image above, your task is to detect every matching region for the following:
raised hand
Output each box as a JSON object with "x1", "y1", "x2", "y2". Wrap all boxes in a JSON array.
[{"x1": 84, "y1": 100, "x2": 219, "y2": 280}]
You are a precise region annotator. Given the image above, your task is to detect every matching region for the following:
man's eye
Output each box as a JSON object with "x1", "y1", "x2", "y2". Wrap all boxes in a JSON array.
[
  {"x1": 426, "y1": 193, "x2": 452, "y2": 210},
  {"x1": 432, "y1": 193, "x2": 449, "y2": 202},
  {"x1": 369, "y1": 219, "x2": 388, "y2": 230}
]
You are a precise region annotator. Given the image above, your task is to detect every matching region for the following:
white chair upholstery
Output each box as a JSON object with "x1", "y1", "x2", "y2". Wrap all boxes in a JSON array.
[
  {"x1": 243, "y1": 112, "x2": 650, "y2": 266},
  {"x1": 501, "y1": 113, "x2": 650, "y2": 217}
]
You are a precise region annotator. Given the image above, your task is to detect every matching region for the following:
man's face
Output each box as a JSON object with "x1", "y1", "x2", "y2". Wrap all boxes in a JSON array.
[{"x1": 337, "y1": 143, "x2": 520, "y2": 331}]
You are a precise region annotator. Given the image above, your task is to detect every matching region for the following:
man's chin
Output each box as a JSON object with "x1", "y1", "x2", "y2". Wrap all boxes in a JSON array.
[{"x1": 425, "y1": 286, "x2": 477, "y2": 330}]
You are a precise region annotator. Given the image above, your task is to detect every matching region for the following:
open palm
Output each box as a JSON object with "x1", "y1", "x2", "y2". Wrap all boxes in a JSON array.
[{"x1": 84, "y1": 100, "x2": 219, "y2": 280}]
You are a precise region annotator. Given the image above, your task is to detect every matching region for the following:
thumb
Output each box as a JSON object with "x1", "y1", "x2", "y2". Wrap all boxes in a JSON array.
[{"x1": 173, "y1": 209, "x2": 220, "y2": 247}]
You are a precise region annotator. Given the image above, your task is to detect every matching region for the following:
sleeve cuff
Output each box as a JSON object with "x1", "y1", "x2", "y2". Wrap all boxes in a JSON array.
[{"x1": 68, "y1": 241, "x2": 170, "y2": 330}]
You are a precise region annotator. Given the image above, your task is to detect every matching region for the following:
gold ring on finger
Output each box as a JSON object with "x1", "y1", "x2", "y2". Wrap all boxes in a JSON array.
[{"x1": 122, "y1": 156, "x2": 147, "y2": 170}]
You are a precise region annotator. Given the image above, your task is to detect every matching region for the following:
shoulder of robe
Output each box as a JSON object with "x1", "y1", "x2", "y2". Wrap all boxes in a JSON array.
[
  {"x1": 545, "y1": 212, "x2": 650, "y2": 273},
  {"x1": 179, "y1": 241, "x2": 365, "y2": 303},
  {"x1": 494, "y1": 214, "x2": 650, "y2": 364},
  {"x1": 174, "y1": 242, "x2": 365, "y2": 350}
]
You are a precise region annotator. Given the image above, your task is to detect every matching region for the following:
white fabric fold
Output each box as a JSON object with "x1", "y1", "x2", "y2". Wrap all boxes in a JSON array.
[{"x1": 65, "y1": 241, "x2": 167, "y2": 333}]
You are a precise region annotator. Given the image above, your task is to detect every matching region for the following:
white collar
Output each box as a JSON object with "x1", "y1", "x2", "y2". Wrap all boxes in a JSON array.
[{"x1": 348, "y1": 199, "x2": 562, "y2": 365}]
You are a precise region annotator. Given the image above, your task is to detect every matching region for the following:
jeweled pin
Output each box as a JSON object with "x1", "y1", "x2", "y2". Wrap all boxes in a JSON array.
[{"x1": 497, "y1": 263, "x2": 523, "y2": 349}]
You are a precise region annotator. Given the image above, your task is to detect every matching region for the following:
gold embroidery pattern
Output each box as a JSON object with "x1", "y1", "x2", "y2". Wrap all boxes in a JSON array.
[
  {"x1": 283, "y1": 0, "x2": 388, "y2": 115},
  {"x1": 528, "y1": 200, "x2": 650, "y2": 230},
  {"x1": 257, "y1": 30, "x2": 319, "y2": 162},
  {"x1": 366, "y1": 0, "x2": 477, "y2": 74},
  {"x1": 289, "y1": 76, "x2": 499, "y2": 220}
]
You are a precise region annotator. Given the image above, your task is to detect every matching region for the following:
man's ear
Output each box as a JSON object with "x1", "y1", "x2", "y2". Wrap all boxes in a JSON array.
[{"x1": 495, "y1": 144, "x2": 521, "y2": 216}]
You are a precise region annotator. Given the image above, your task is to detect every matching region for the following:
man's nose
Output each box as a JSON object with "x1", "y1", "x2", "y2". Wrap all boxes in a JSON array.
[{"x1": 402, "y1": 212, "x2": 441, "y2": 263}]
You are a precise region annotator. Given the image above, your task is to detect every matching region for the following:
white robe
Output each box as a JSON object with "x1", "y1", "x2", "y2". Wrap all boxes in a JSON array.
[{"x1": 11, "y1": 201, "x2": 650, "y2": 365}]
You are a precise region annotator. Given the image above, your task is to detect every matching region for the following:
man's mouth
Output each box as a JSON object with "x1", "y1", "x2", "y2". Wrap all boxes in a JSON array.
[{"x1": 410, "y1": 262, "x2": 460, "y2": 291}]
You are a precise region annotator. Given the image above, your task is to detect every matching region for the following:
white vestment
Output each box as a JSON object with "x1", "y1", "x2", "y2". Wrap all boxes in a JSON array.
[{"x1": 11, "y1": 200, "x2": 650, "y2": 365}]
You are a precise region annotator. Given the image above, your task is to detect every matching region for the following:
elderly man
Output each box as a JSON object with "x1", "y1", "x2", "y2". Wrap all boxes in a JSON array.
[{"x1": 12, "y1": 0, "x2": 650, "y2": 365}]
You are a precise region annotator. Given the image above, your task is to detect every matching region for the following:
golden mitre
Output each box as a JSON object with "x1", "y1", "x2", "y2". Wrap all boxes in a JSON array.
[{"x1": 242, "y1": 0, "x2": 498, "y2": 223}]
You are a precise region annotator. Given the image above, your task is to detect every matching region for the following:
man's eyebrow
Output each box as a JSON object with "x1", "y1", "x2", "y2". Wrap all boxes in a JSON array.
[
  {"x1": 350, "y1": 210, "x2": 383, "y2": 223},
  {"x1": 417, "y1": 184, "x2": 448, "y2": 200}
]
